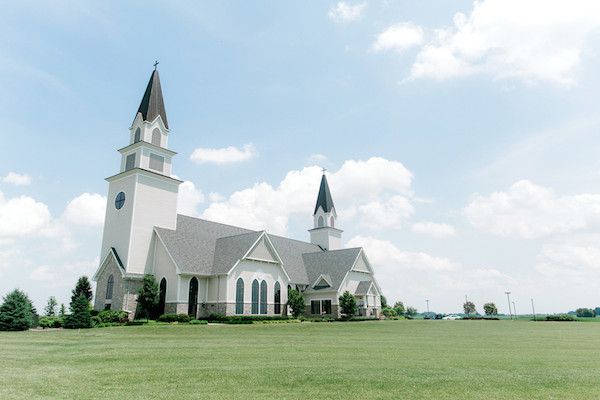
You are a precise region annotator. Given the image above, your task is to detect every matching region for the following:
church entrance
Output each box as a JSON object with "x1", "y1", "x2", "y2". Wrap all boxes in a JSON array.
[{"x1": 188, "y1": 277, "x2": 199, "y2": 317}]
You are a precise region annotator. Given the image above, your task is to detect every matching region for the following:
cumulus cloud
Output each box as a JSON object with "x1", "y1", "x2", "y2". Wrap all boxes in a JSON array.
[
  {"x1": 201, "y1": 157, "x2": 413, "y2": 235},
  {"x1": 307, "y1": 153, "x2": 328, "y2": 166},
  {"x1": 328, "y1": 2, "x2": 366, "y2": 23},
  {"x1": 190, "y1": 143, "x2": 257, "y2": 165},
  {"x1": 63, "y1": 193, "x2": 106, "y2": 227},
  {"x1": 0, "y1": 191, "x2": 53, "y2": 237},
  {"x1": 465, "y1": 180, "x2": 600, "y2": 239},
  {"x1": 2, "y1": 172, "x2": 31, "y2": 186},
  {"x1": 357, "y1": 196, "x2": 413, "y2": 229},
  {"x1": 411, "y1": 222, "x2": 456, "y2": 238},
  {"x1": 177, "y1": 181, "x2": 204, "y2": 217},
  {"x1": 374, "y1": 0, "x2": 600, "y2": 85},
  {"x1": 372, "y1": 23, "x2": 424, "y2": 53}
]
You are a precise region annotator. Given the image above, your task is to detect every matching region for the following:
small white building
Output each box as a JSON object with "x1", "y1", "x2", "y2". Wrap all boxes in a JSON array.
[{"x1": 92, "y1": 68, "x2": 382, "y2": 319}]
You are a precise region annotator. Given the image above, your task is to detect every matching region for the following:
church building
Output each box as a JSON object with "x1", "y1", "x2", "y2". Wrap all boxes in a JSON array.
[{"x1": 92, "y1": 68, "x2": 382, "y2": 319}]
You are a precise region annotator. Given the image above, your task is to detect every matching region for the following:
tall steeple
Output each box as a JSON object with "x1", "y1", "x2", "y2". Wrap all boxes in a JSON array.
[
  {"x1": 309, "y1": 171, "x2": 342, "y2": 250},
  {"x1": 135, "y1": 68, "x2": 169, "y2": 128}
]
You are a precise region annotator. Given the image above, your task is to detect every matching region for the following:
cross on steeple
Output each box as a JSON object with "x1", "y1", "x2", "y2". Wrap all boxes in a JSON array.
[
  {"x1": 153, "y1": 60, "x2": 159, "y2": 70},
  {"x1": 321, "y1": 167, "x2": 327, "y2": 174}
]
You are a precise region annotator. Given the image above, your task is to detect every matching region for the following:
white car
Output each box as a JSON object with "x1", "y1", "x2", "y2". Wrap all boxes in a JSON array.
[{"x1": 443, "y1": 314, "x2": 462, "y2": 320}]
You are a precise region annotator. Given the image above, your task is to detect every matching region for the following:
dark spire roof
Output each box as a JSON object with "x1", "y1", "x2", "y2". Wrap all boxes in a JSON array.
[
  {"x1": 135, "y1": 69, "x2": 168, "y2": 128},
  {"x1": 313, "y1": 174, "x2": 335, "y2": 215}
]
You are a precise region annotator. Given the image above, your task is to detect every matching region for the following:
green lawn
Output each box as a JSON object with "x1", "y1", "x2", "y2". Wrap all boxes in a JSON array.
[{"x1": 1, "y1": 320, "x2": 600, "y2": 399}]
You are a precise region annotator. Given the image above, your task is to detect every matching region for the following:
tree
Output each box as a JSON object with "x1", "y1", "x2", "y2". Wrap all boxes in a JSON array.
[
  {"x1": 64, "y1": 293, "x2": 92, "y2": 329},
  {"x1": 287, "y1": 289, "x2": 305, "y2": 318},
  {"x1": 44, "y1": 296, "x2": 58, "y2": 317},
  {"x1": 576, "y1": 308, "x2": 595, "y2": 318},
  {"x1": 483, "y1": 302, "x2": 498, "y2": 316},
  {"x1": 405, "y1": 306, "x2": 417, "y2": 317},
  {"x1": 72, "y1": 276, "x2": 93, "y2": 304},
  {"x1": 393, "y1": 301, "x2": 405, "y2": 316},
  {"x1": 380, "y1": 295, "x2": 388, "y2": 309},
  {"x1": 0, "y1": 289, "x2": 35, "y2": 331},
  {"x1": 137, "y1": 274, "x2": 159, "y2": 319},
  {"x1": 59, "y1": 303, "x2": 66, "y2": 318},
  {"x1": 463, "y1": 301, "x2": 476, "y2": 315},
  {"x1": 382, "y1": 307, "x2": 397, "y2": 318},
  {"x1": 339, "y1": 291, "x2": 357, "y2": 318}
]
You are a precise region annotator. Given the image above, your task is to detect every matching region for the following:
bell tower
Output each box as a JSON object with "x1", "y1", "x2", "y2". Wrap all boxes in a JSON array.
[
  {"x1": 309, "y1": 171, "x2": 343, "y2": 250},
  {"x1": 99, "y1": 67, "x2": 182, "y2": 275}
]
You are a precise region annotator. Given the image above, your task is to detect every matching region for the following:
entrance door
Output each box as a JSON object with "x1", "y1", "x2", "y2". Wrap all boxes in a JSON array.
[{"x1": 188, "y1": 277, "x2": 199, "y2": 317}]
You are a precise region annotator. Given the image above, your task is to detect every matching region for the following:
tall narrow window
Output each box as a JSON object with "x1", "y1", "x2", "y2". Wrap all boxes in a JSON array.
[
  {"x1": 158, "y1": 278, "x2": 167, "y2": 316},
  {"x1": 251, "y1": 280, "x2": 259, "y2": 314},
  {"x1": 152, "y1": 128, "x2": 161, "y2": 146},
  {"x1": 236, "y1": 278, "x2": 244, "y2": 314},
  {"x1": 311, "y1": 300, "x2": 320, "y2": 315},
  {"x1": 318, "y1": 216, "x2": 324, "y2": 227},
  {"x1": 274, "y1": 282, "x2": 281, "y2": 314},
  {"x1": 260, "y1": 281, "x2": 268, "y2": 314},
  {"x1": 134, "y1": 128, "x2": 141, "y2": 143},
  {"x1": 105, "y1": 274, "x2": 114, "y2": 300},
  {"x1": 149, "y1": 153, "x2": 164, "y2": 172},
  {"x1": 322, "y1": 300, "x2": 332, "y2": 315},
  {"x1": 188, "y1": 277, "x2": 198, "y2": 317},
  {"x1": 126, "y1": 153, "x2": 136, "y2": 170}
]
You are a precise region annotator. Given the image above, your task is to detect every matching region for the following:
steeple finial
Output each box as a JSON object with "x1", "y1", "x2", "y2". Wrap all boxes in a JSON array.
[
  {"x1": 154, "y1": 60, "x2": 159, "y2": 70},
  {"x1": 135, "y1": 68, "x2": 169, "y2": 128},
  {"x1": 321, "y1": 167, "x2": 327, "y2": 175}
]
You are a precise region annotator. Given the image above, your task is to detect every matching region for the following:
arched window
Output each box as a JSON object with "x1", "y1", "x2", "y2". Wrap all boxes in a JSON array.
[
  {"x1": 105, "y1": 274, "x2": 114, "y2": 300},
  {"x1": 318, "y1": 216, "x2": 324, "y2": 227},
  {"x1": 134, "y1": 128, "x2": 141, "y2": 143},
  {"x1": 151, "y1": 128, "x2": 161, "y2": 146},
  {"x1": 330, "y1": 217, "x2": 335, "y2": 228},
  {"x1": 274, "y1": 282, "x2": 281, "y2": 315},
  {"x1": 251, "y1": 279, "x2": 259, "y2": 314},
  {"x1": 158, "y1": 278, "x2": 167, "y2": 316},
  {"x1": 260, "y1": 281, "x2": 267, "y2": 314},
  {"x1": 236, "y1": 278, "x2": 244, "y2": 314},
  {"x1": 188, "y1": 277, "x2": 198, "y2": 317}
]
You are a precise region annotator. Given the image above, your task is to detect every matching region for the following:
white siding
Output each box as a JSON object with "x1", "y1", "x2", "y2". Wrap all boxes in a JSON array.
[{"x1": 227, "y1": 259, "x2": 288, "y2": 305}]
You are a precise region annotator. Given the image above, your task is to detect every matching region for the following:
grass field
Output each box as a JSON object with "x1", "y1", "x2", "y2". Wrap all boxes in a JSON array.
[{"x1": 2, "y1": 320, "x2": 600, "y2": 400}]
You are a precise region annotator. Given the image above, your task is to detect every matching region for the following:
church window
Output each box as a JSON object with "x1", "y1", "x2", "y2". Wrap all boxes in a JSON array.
[
  {"x1": 115, "y1": 192, "x2": 126, "y2": 210},
  {"x1": 158, "y1": 278, "x2": 167, "y2": 316},
  {"x1": 149, "y1": 153, "x2": 164, "y2": 172},
  {"x1": 330, "y1": 217, "x2": 335, "y2": 228},
  {"x1": 105, "y1": 274, "x2": 114, "y2": 300},
  {"x1": 236, "y1": 278, "x2": 244, "y2": 314},
  {"x1": 322, "y1": 300, "x2": 332, "y2": 315},
  {"x1": 251, "y1": 279, "x2": 259, "y2": 314},
  {"x1": 260, "y1": 281, "x2": 267, "y2": 314},
  {"x1": 311, "y1": 300, "x2": 320, "y2": 315},
  {"x1": 188, "y1": 277, "x2": 198, "y2": 317},
  {"x1": 125, "y1": 153, "x2": 136, "y2": 171},
  {"x1": 134, "y1": 128, "x2": 141, "y2": 143},
  {"x1": 151, "y1": 128, "x2": 161, "y2": 147},
  {"x1": 318, "y1": 216, "x2": 324, "y2": 227},
  {"x1": 274, "y1": 282, "x2": 281, "y2": 314}
]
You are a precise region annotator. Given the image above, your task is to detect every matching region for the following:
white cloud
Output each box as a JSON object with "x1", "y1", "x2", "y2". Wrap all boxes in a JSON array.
[
  {"x1": 177, "y1": 181, "x2": 204, "y2": 217},
  {"x1": 465, "y1": 180, "x2": 600, "y2": 239},
  {"x1": 0, "y1": 191, "x2": 53, "y2": 237},
  {"x1": 2, "y1": 172, "x2": 31, "y2": 186},
  {"x1": 63, "y1": 193, "x2": 106, "y2": 227},
  {"x1": 358, "y1": 196, "x2": 413, "y2": 229},
  {"x1": 190, "y1": 143, "x2": 257, "y2": 165},
  {"x1": 412, "y1": 222, "x2": 456, "y2": 238},
  {"x1": 328, "y1": 2, "x2": 366, "y2": 23},
  {"x1": 201, "y1": 157, "x2": 413, "y2": 235},
  {"x1": 375, "y1": 0, "x2": 600, "y2": 85},
  {"x1": 307, "y1": 153, "x2": 328, "y2": 166},
  {"x1": 30, "y1": 265, "x2": 53, "y2": 281},
  {"x1": 373, "y1": 23, "x2": 424, "y2": 53}
]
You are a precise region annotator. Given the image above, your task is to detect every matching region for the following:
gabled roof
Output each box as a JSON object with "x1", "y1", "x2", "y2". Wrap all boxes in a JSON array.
[
  {"x1": 355, "y1": 280, "x2": 373, "y2": 295},
  {"x1": 313, "y1": 174, "x2": 335, "y2": 214},
  {"x1": 303, "y1": 247, "x2": 362, "y2": 292},
  {"x1": 212, "y1": 231, "x2": 263, "y2": 274},
  {"x1": 136, "y1": 69, "x2": 169, "y2": 128}
]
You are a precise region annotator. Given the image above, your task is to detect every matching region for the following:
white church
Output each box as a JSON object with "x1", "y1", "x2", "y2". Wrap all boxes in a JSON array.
[{"x1": 92, "y1": 68, "x2": 382, "y2": 319}]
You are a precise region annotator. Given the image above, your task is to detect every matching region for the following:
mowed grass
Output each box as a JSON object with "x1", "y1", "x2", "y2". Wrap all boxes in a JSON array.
[{"x1": 1, "y1": 321, "x2": 600, "y2": 400}]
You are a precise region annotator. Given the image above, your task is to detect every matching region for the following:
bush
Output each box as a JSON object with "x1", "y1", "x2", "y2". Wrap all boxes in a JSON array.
[
  {"x1": 39, "y1": 316, "x2": 63, "y2": 329},
  {"x1": 97, "y1": 310, "x2": 129, "y2": 324},
  {"x1": 339, "y1": 291, "x2": 357, "y2": 318},
  {"x1": 287, "y1": 289, "x2": 305, "y2": 318},
  {"x1": 382, "y1": 307, "x2": 397, "y2": 318},
  {"x1": 137, "y1": 274, "x2": 159, "y2": 319},
  {"x1": 546, "y1": 314, "x2": 576, "y2": 322},
  {"x1": 157, "y1": 313, "x2": 191, "y2": 323},
  {"x1": 0, "y1": 289, "x2": 35, "y2": 331},
  {"x1": 207, "y1": 314, "x2": 295, "y2": 324},
  {"x1": 189, "y1": 319, "x2": 208, "y2": 325}
]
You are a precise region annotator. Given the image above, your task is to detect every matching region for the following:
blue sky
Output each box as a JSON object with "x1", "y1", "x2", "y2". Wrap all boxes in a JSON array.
[{"x1": 1, "y1": 1, "x2": 600, "y2": 314}]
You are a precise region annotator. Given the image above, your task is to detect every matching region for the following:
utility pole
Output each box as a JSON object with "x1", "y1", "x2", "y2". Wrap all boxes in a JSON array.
[
  {"x1": 531, "y1": 298, "x2": 536, "y2": 321},
  {"x1": 512, "y1": 301, "x2": 517, "y2": 320},
  {"x1": 505, "y1": 291, "x2": 512, "y2": 320},
  {"x1": 426, "y1": 299, "x2": 430, "y2": 314}
]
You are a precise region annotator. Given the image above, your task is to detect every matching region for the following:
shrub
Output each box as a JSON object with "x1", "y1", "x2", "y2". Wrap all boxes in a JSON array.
[
  {"x1": 339, "y1": 291, "x2": 357, "y2": 318},
  {"x1": 137, "y1": 274, "x2": 159, "y2": 320},
  {"x1": 393, "y1": 301, "x2": 405, "y2": 317},
  {"x1": 546, "y1": 314, "x2": 576, "y2": 322},
  {"x1": 382, "y1": 307, "x2": 397, "y2": 318},
  {"x1": 287, "y1": 289, "x2": 305, "y2": 318},
  {"x1": 177, "y1": 313, "x2": 191, "y2": 323},
  {"x1": 0, "y1": 289, "x2": 35, "y2": 331},
  {"x1": 575, "y1": 308, "x2": 595, "y2": 318},
  {"x1": 39, "y1": 316, "x2": 63, "y2": 329},
  {"x1": 64, "y1": 293, "x2": 92, "y2": 329},
  {"x1": 97, "y1": 310, "x2": 129, "y2": 324},
  {"x1": 157, "y1": 313, "x2": 191, "y2": 323},
  {"x1": 206, "y1": 314, "x2": 295, "y2": 324},
  {"x1": 189, "y1": 319, "x2": 208, "y2": 325}
]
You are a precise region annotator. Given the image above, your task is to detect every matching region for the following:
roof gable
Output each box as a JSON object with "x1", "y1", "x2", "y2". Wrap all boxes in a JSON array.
[{"x1": 245, "y1": 235, "x2": 279, "y2": 263}]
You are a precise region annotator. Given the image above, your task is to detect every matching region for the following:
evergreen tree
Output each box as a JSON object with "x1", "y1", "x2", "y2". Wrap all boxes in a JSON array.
[
  {"x1": 59, "y1": 303, "x2": 66, "y2": 318},
  {"x1": 137, "y1": 274, "x2": 159, "y2": 319},
  {"x1": 0, "y1": 289, "x2": 35, "y2": 331},
  {"x1": 72, "y1": 276, "x2": 93, "y2": 304},
  {"x1": 44, "y1": 296, "x2": 58, "y2": 317},
  {"x1": 64, "y1": 293, "x2": 92, "y2": 329},
  {"x1": 380, "y1": 295, "x2": 388, "y2": 309},
  {"x1": 287, "y1": 289, "x2": 305, "y2": 318},
  {"x1": 339, "y1": 291, "x2": 357, "y2": 318}
]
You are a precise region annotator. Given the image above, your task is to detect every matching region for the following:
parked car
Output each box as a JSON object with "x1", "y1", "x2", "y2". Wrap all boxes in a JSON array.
[{"x1": 443, "y1": 314, "x2": 462, "y2": 320}]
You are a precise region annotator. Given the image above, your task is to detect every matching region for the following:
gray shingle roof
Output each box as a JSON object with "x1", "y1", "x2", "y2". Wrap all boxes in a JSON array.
[
  {"x1": 355, "y1": 280, "x2": 372, "y2": 295},
  {"x1": 154, "y1": 215, "x2": 363, "y2": 287},
  {"x1": 136, "y1": 69, "x2": 169, "y2": 128}
]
